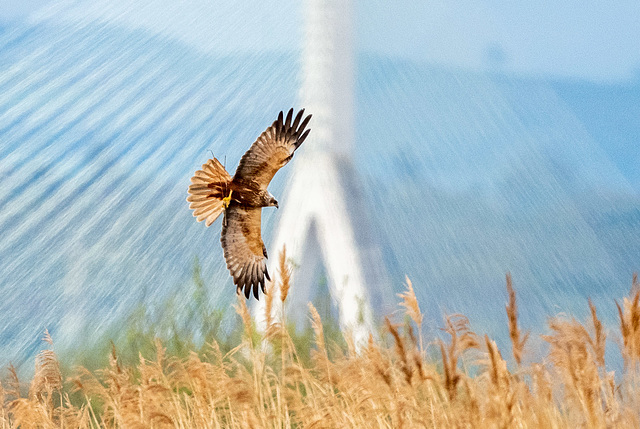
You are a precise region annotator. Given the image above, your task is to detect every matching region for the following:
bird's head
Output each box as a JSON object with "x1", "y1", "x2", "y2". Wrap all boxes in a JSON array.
[{"x1": 265, "y1": 192, "x2": 278, "y2": 209}]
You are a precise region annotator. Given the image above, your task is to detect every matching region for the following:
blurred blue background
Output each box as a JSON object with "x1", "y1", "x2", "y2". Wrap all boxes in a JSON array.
[{"x1": 0, "y1": 0, "x2": 638, "y2": 368}]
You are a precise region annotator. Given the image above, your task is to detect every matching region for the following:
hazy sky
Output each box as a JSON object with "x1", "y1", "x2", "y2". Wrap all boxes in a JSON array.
[
  {"x1": 2, "y1": 0, "x2": 639, "y2": 83},
  {"x1": 357, "y1": 0, "x2": 640, "y2": 82}
]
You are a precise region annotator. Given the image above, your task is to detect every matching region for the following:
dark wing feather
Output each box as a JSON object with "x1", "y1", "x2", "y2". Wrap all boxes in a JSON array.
[
  {"x1": 220, "y1": 205, "x2": 269, "y2": 299},
  {"x1": 233, "y1": 108, "x2": 311, "y2": 190}
]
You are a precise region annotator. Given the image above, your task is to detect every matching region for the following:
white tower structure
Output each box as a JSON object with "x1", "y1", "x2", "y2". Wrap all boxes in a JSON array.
[{"x1": 256, "y1": 0, "x2": 392, "y2": 344}]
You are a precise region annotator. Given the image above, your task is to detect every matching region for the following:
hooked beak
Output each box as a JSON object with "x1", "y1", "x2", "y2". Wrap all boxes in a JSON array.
[{"x1": 275, "y1": 201, "x2": 279, "y2": 209}]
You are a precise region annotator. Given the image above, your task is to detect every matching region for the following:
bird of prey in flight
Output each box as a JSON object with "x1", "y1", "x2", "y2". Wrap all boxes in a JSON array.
[{"x1": 187, "y1": 109, "x2": 312, "y2": 299}]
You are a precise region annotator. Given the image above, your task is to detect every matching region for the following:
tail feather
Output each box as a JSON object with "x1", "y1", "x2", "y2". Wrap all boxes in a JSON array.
[{"x1": 187, "y1": 157, "x2": 232, "y2": 227}]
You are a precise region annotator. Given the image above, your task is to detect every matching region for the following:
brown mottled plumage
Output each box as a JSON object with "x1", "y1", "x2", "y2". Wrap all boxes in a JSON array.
[{"x1": 187, "y1": 109, "x2": 311, "y2": 299}]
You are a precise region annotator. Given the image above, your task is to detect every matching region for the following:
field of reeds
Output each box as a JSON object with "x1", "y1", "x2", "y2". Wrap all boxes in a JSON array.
[{"x1": 2, "y1": 249, "x2": 640, "y2": 428}]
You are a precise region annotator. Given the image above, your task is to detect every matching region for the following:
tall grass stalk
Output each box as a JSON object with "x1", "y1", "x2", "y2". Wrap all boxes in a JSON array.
[{"x1": 2, "y1": 264, "x2": 640, "y2": 428}]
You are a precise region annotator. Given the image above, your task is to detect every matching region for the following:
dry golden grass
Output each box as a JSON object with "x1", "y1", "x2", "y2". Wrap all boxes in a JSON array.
[
  {"x1": 2, "y1": 262, "x2": 640, "y2": 428},
  {"x1": 505, "y1": 273, "x2": 529, "y2": 367}
]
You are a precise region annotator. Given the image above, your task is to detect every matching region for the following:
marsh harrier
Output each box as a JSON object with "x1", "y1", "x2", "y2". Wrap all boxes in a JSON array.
[{"x1": 187, "y1": 109, "x2": 311, "y2": 299}]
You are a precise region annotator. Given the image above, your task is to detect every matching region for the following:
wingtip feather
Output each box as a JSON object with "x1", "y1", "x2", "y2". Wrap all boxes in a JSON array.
[
  {"x1": 243, "y1": 284, "x2": 250, "y2": 299},
  {"x1": 296, "y1": 129, "x2": 311, "y2": 148},
  {"x1": 298, "y1": 114, "x2": 312, "y2": 135},
  {"x1": 277, "y1": 111, "x2": 284, "y2": 131},
  {"x1": 292, "y1": 108, "x2": 304, "y2": 130},
  {"x1": 285, "y1": 108, "x2": 293, "y2": 129}
]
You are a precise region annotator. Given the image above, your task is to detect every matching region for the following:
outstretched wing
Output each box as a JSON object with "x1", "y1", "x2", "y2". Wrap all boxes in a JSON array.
[
  {"x1": 233, "y1": 108, "x2": 311, "y2": 190},
  {"x1": 220, "y1": 205, "x2": 270, "y2": 299}
]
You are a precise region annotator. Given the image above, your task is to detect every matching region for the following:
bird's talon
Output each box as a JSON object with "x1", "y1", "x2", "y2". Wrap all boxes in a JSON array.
[{"x1": 222, "y1": 190, "x2": 233, "y2": 208}]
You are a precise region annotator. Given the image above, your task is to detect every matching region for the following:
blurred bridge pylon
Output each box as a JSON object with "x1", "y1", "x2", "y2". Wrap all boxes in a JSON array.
[{"x1": 254, "y1": 0, "x2": 393, "y2": 345}]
